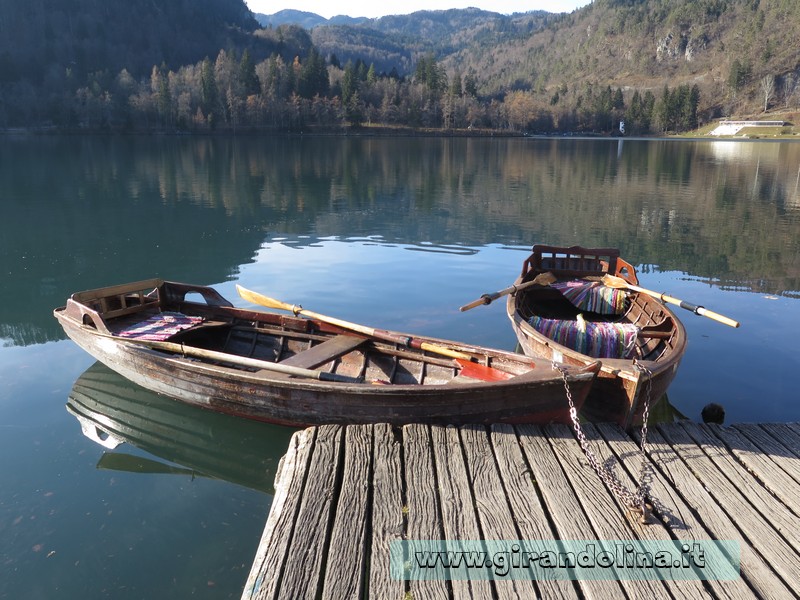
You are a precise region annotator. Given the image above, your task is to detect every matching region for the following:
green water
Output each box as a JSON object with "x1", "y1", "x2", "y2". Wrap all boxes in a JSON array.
[{"x1": 2, "y1": 135, "x2": 799, "y2": 598}]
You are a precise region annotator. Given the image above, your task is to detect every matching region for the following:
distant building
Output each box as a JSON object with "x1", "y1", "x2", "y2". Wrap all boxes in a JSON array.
[{"x1": 709, "y1": 120, "x2": 785, "y2": 136}]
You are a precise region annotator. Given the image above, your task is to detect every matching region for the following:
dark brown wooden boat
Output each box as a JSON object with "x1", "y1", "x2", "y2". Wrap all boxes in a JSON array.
[
  {"x1": 54, "y1": 279, "x2": 600, "y2": 426},
  {"x1": 506, "y1": 245, "x2": 687, "y2": 428}
]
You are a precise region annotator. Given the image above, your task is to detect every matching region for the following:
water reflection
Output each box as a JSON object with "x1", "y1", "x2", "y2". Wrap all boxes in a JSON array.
[
  {"x1": 3, "y1": 136, "x2": 800, "y2": 347},
  {"x1": 66, "y1": 362, "x2": 296, "y2": 493}
]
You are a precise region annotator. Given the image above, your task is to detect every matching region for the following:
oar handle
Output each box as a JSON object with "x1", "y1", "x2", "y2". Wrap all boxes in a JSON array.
[
  {"x1": 459, "y1": 279, "x2": 544, "y2": 312},
  {"x1": 672, "y1": 299, "x2": 740, "y2": 328},
  {"x1": 460, "y1": 293, "x2": 499, "y2": 312},
  {"x1": 604, "y1": 276, "x2": 741, "y2": 328}
]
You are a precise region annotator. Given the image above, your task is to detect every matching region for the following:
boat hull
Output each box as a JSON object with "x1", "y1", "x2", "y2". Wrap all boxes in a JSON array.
[
  {"x1": 506, "y1": 245, "x2": 686, "y2": 428},
  {"x1": 55, "y1": 279, "x2": 600, "y2": 427}
]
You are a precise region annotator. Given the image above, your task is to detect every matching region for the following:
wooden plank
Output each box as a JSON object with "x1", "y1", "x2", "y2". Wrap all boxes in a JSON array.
[
  {"x1": 402, "y1": 423, "x2": 450, "y2": 600},
  {"x1": 599, "y1": 422, "x2": 793, "y2": 600},
  {"x1": 707, "y1": 424, "x2": 800, "y2": 514},
  {"x1": 743, "y1": 423, "x2": 800, "y2": 458},
  {"x1": 516, "y1": 424, "x2": 627, "y2": 599},
  {"x1": 488, "y1": 424, "x2": 578, "y2": 599},
  {"x1": 588, "y1": 423, "x2": 752, "y2": 600},
  {"x1": 543, "y1": 424, "x2": 679, "y2": 599},
  {"x1": 243, "y1": 428, "x2": 315, "y2": 600},
  {"x1": 656, "y1": 423, "x2": 800, "y2": 585},
  {"x1": 430, "y1": 425, "x2": 493, "y2": 599},
  {"x1": 270, "y1": 424, "x2": 344, "y2": 600},
  {"x1": 459, "y1": 424, "x2": 553, "y2": 599},
  {"x1": 279, "y1": 334, "x2": 366, "y2": 369},
  {"x1": 367, "y1": 424, "x2": 405, "y2": 600},
  {"x1": 321, "y1": 425, "x2": 373, "y2": 599},
  {"x1": 678, "y1": 422, "x2": 800, "y2": 552}
]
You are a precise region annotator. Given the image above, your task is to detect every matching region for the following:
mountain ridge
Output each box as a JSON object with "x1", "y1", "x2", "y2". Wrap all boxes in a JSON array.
[{"x1": 2, "y1": 0, "x2": 798, "y2": 131}]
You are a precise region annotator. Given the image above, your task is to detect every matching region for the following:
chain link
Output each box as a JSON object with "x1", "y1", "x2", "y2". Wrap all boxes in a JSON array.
[{"x1": 553, "y1": 360, "x2": 654, "y2": 523}]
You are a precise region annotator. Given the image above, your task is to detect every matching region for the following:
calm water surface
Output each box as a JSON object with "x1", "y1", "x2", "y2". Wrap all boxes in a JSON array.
[{"x1": 2, "y1": 135, "x2": 799, "y2": 598}]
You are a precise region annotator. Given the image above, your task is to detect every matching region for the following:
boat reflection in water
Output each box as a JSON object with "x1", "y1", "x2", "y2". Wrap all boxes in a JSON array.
[{"x1": 66, "y1": 362, "x2": 297, "y2": 493}]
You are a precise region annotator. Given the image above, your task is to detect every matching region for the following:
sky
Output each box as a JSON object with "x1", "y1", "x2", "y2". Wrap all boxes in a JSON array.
[{"x1": 245, "y1": 0, "x2": 592, "y2": 20}]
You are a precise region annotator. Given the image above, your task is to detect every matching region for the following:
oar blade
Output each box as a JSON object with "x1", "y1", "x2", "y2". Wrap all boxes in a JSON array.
[{"x1": 236, "y1": 285, "x2": 294, "y2": 312}]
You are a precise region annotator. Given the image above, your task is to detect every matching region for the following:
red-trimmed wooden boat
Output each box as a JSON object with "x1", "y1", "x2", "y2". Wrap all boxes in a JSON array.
[
  {"x1": 506, "y1": 245, "x2": 687, "y2": 428},
  {"x1": 54, "y1": 279, "x2": 600, "y2": 426}
]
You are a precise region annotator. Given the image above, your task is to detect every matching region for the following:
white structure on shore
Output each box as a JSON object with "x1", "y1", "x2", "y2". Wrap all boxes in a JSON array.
[{"x1": 709, "y1": 120, "x2": 785, "y2": 136}]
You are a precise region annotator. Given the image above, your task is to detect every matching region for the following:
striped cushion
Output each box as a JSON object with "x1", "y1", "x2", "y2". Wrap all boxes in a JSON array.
[
  {"x1": 551, "y1": 280, "x2": 628, "y2": 315},
  {"x1": 116, "y1": 312, "x2": 203, "y2": 341},
  {"x1": 529, "y1": 315, "x2": 639, "y2": 359}
]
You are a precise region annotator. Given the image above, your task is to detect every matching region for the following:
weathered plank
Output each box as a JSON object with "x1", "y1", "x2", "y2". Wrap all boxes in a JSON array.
[
  {"x1": 402, "y1": 423, "x2": 449, "y2": 600},
  {"x1": 430, "y1": 425, "x2": 493, "y2": 599},
  {"x1": 245, "y1": 421, "x2": 800, "y2": 600},
  {"x1": 678, "y1": 422, "x2": 800, "y2": 553},
  {"x1": 270, "y1": 424, "x2": 343, "y2": 599},
  {"x1": 367, "y1": 423, "x2": 405, "y2": 600},
  {"x1": 459, "y1": 424, "x2": 555, "y2": 599},
  {"x1": 598, "y1": 422, "x2": 792, "y2": 600},
  {"x1": 543, "y1": 424, "x2": 677, "y2": 599},
  {"x1": 656, "y1": 423, "x2": 800, "y2": 585},
  {"x1": 734, "y1": 423, "x2": 800, "y2": 462},
  {"x1": 707, "y1": 423, "x2": 800, "y2": 515},
  {"x1": 243, "y1": 428, "x2": 315, "y2": 600},
  {"x1": 321, "y1": 425, "x2": 372, "y2": 599},
  {"x1": 589, "y1": 423, "x2": 752, "y2": 600},
  {"x1": 486, "y1": 424, "x2": 579, "y2": 599},
  {"x1": 516, "y1": 424, "x2": 627, "y2": 599},
  {"x1": 776, "y1": 423, "x2": 800, "y2": 452}
]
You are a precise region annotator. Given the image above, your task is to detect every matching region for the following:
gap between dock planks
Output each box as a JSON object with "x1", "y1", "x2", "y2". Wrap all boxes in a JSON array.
[{"x1": 242, "y1": 421, "x2": 800, "y2": 600}]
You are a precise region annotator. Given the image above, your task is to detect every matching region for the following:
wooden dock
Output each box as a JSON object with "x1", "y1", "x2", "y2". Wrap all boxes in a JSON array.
[{"x1": 242, "y1": 421, "x2": 800, "y2": 599}]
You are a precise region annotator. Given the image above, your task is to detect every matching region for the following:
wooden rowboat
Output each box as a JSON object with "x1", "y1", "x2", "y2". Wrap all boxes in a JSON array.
[
  {"x1": 505, "y1": 245, "x2": 687, "y2": 428},
  {"x1": 54, "y1": 279, "x2": 600, "y2": 426}
]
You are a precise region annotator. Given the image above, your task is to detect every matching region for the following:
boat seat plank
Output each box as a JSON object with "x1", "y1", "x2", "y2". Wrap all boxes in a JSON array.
[{"x1": 278, "y1": 334, "x2": 366, "y2": 369}]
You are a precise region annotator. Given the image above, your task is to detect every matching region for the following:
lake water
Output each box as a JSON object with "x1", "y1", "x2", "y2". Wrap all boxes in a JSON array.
[{"x1": 2, "y1": 134, "x2": 799, "y2": 598}]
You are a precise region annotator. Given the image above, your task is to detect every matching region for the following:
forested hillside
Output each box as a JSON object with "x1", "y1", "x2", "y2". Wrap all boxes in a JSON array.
[{"x1": 2, "y1": 0, "x2": 798, "y2": 134}]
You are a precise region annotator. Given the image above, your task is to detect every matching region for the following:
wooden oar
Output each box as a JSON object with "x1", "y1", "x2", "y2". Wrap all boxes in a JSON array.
[
  {"x1": 100, "y1": 331, "x2": 363, "y2": 383},
  {"x1": 602, "y1": 274, "x2": 740, "y2": 328},
  {"x1": 459, "y1": 272, "x2": 557, "y2": 312},
  {"x1": 236, "y1": 285, "x2": 517, "y2": 381}
]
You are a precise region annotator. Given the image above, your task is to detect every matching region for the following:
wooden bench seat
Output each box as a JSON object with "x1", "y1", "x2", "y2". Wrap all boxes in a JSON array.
[{"x1": 278, "y1": 335, "x2": 367, "y2": 370}]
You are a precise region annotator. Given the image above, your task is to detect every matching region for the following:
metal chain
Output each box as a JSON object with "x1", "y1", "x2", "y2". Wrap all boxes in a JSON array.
[{"x1": 554, "y1": 360, "x2": 654, "y2": 523}]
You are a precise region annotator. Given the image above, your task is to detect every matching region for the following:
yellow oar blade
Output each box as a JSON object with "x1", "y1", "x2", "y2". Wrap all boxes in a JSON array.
[{"x1": 236, "y1": 285, "x2": 295, "y2": 312}]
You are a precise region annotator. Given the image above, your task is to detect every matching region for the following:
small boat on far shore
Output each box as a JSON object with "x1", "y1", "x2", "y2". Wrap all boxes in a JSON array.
[
  {"x1": 54, "y1": 279, "x2": 600, "y2": 427},
  {"x1": 505, "y1": 245, "x2": 687, "y2": 428}
]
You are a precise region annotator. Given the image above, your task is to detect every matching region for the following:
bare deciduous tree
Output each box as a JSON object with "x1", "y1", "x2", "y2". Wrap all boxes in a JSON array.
[{"x1": 760, "y1": 74, "x2": 775, "y2": 113}]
